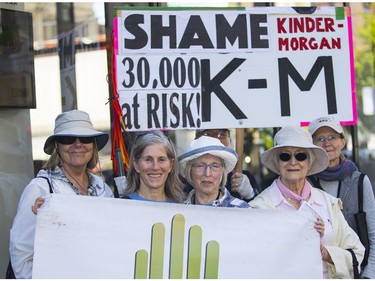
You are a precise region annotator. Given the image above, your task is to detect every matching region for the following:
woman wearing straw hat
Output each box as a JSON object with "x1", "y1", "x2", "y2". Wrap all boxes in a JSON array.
[
  {"x1": 123, "y1": 131, "x2": 185, "y2": 203},
  {"x1": 9, "y1": 110, "x2": 113, "y2": 279},
  {"x1": 250, "y1": 126, "x2": 364, "y2": 279},
  {"x1": 179, "y1": 136, "x2": 249, "y2": 207}
]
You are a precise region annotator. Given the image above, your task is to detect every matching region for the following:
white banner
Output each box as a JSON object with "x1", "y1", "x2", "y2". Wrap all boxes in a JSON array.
[
  {"x1": 114, "y1": 6, "x2": 356, "y2": 131},
  {"x1": 33, "y1": 195, "x2": 323, "y2": 278}
]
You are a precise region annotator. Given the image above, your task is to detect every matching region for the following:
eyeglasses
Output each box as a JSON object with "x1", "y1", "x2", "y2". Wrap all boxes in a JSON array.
[
  {"x1": 203, "y1": 130, "x2": 229, "y2": 139},
  {"x1": 192, "y1": 162, "x2": 223, "y2": 173},
  {"x1": 313, "y1": 134, "x2": 342, "y2": 144},
  {"x1": 278, "y1": 152, "x2": 308, "y2": 162},
  {"x1": 56, "y1": 136, "x2": 95, "y2": 145}
]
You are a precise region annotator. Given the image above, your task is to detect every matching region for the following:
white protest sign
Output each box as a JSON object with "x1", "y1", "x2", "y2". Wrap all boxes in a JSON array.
[
  {"x1": 33, "y1": 195, "x2": 322, "y2": 278},
  {"x1": 114, "y1": 6, "x2": 356, "y2": 131}
]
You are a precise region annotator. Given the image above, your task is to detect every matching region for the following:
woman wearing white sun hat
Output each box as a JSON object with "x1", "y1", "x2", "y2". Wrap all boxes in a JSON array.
[
  {"x1": 250, "y1": 126, "x2": 364, "y2": 279},
  {"x1": 179, "y1": 136, "x2": 249, "y2": 208}
]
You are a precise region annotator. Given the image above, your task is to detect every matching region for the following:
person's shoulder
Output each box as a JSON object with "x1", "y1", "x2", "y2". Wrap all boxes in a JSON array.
[
  {"x1": 347, "y1": 170, "x2": 362, "y2": 181},
  {"x1": 249, "y1": 185, "x2": 274, "y2": 207},
  {"x1": 221, "y1": 187, "x2": 248, "y2": 207},
  {"x1": 346, "y1": 171, "x2": 372, "y2": 189},
  {"x1": 313, "y1": 187, "x2": 342, "y2": 208},
  {"x1": 230, "y1": 198, "x2": 250, "y2": 208},
  {"x1": 34, "y1": 169, "x2": 49, "y2": 178},
  {"x1": 89, "y1": 172, "x2": 114, "y2": 196},
  {"x1": 19, "y1": 170, "x2": 52, "y2": 197},
  {"x1": 29, "y1": 170, "x2": 52, "y2": 186},
  {"x1": 90, "y1": 172, "x2": 110, "y2": 187}
]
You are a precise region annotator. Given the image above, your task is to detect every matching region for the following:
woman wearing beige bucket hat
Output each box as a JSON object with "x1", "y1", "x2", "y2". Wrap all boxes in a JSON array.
[
  {"x1": 9, "y1": 110, "x2": 114, "y2": 279},
  {"x1": 179, "y1": 136, "x2": 249, "y2": 208},
  {"x1": 250, "y1": 126, "x2": 364, "y2": 279}
]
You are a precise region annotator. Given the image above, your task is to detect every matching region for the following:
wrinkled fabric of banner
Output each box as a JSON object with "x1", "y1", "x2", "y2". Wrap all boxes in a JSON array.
[{"x1": 33, "y1": 194, "x2": 322, "y2": 278}]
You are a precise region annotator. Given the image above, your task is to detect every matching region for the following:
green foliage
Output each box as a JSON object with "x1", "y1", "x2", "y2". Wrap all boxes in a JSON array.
[
  {"x1": 354, "y1": 3, "x2": 375, "y2": 131},
  {"x1": 354, "y1": 3, "x2": 375, "y2": 89}
]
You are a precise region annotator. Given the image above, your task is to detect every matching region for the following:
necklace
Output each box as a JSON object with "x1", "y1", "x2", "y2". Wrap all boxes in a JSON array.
[{"x1": 62, "y1": 166, "x2": 88, "y2": 195}]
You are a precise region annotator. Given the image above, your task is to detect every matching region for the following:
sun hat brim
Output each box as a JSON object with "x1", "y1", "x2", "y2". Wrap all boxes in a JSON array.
[
  {"x1": 44, "y1": 128, "x2": 108, "y2": 155},
  {"x1": 43, "y1": 110, "x2": 109, "y2": 155},
  {"x1": 261, "y1": 142, "x2": 329, "y2": 176},
  {"x1": 178, "y1": 144, "x2": 238, "y2": 175}
]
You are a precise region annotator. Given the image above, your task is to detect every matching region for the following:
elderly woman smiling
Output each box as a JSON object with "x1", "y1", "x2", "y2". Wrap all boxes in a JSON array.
[
  {"x1": 179, "y1": 136, "x2": 249, "y2": 208},
  {"x1": 250, "y1": 126, "x2": 364, "y2": 279}
]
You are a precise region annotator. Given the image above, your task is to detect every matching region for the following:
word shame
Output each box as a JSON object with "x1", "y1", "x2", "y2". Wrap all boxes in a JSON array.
[{"x1": 121, "y1": 12, "x2": 270, "y2": 52}]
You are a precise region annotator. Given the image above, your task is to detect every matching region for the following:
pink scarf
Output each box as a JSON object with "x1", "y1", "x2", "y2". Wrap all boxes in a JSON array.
[{"x1": 276, "y1": 178, "x2": 311, "y2": 202}]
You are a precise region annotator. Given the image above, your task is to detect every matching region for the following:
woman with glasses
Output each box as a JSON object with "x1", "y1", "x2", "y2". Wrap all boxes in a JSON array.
[
  {"x1": 179, "y1": 136, "x2": 249, "y2": 207},
  {"x1": 123, "y1": 131, "x2": 185, "y2": 203},
  {"x1": 308, "y1": 116, "x2": 375, "y2": 279},
  {"x1": 9, "y1": 110, "x2": 113, "y2": 279},
  {"x1": 250, "y1": 126, "x2": 364, "y2": 279},
  {"x1": 194, "y1": 128, "x2": 260, "y2": 201}
]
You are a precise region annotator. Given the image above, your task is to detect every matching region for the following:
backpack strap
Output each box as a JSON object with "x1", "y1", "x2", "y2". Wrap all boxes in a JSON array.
[
  {"x1": 37, "y1": 176, "x2": 53, "y2": 193},
  {"x1": 347, "y1": 248, "x2": 360, "y2": 279},
  {"x1": 308, "y1": 176, "x2": 324, "y2": 190},
  {"x1": 358, "y1": 173, "x2": 365, "y2": 212}
]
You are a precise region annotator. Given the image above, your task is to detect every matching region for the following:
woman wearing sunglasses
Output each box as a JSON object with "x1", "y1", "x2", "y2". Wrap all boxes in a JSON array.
[
  {"x1": 9, "y1": 110, "x2": 113, "y2": 278},
  {"x1": 250, "y1": 126, "x2": 364, "y2": 279}
]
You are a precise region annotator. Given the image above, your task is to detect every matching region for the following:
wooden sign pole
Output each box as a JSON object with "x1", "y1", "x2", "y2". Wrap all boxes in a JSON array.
[{"x1": 235, "y1": 128, "x2": 244, "y2": 173}]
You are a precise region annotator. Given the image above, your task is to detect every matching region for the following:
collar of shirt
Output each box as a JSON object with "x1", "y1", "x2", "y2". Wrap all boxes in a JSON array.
[
  {"x1": 43, "y1": 167, "x2": 103, "y2": 195},
  {"x1": 268, "y1": 181, "x2": 325, "y2": 209}
]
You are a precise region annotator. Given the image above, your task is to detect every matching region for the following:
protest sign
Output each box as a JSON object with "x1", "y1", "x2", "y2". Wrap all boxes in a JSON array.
[
  {"x1": 113, "y1": 6, "x2": 356, "y2": 131},
  {"x1": 33, "y1": 195, "x2": 322, "y2": 278}
]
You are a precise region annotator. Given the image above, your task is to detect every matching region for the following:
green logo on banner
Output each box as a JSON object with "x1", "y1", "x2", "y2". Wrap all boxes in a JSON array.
[{"x1": 134, "y1": 214, "x2": 220, "y2": 279}]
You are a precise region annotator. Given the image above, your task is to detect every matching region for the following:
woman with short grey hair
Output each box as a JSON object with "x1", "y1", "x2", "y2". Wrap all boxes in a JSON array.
[{"x1": 179, "y1": 136, "x2": 249, "y2": 208}]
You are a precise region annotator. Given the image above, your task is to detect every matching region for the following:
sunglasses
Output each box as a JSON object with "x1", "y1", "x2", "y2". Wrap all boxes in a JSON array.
[
  {"x1": 56, "y1": 136, "x2": 95, "y2": 145},
  {"x1": 278, "y1": 152, "x2": 308, "y2": 162}
]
